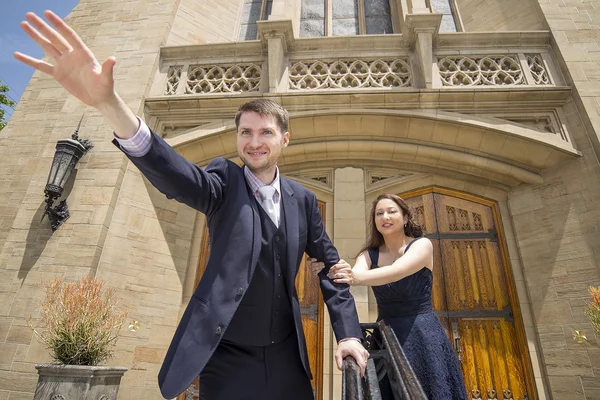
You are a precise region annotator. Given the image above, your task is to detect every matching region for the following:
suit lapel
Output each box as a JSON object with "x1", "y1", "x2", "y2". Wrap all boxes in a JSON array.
[
  {"x1": 243, "y1": 166, "x2": 262, "y2": 279},
  {"x1": 280, "y1": 178, "x2": 299, "y2": 292}
]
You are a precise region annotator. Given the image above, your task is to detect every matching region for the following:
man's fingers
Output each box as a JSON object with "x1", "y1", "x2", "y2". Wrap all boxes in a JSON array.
[
  {"x1": 44, "y1": 10, "x2": 87, "y2": 50},
  {"x1": 101, "y1": 57, "x2": 117, "y2": 82},
  {"x1": 26, "y1": 12, "x2": 72, "y2": 53},
  {"x1": 20, "y1": 21, "x2": 62, "y2": 59},
  {"x1": 13, "y1": 52, "x2": 54, "y2": 75},
  {"x1": 335, "y1": 352, "x2": 343, "y2": 370}
]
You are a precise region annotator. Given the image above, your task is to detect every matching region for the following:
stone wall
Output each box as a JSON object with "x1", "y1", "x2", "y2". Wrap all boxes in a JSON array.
[
  {"x1": 0, "y1": 0, "x2": 183, "y2": 399},
  {"x1": 456, "y1": 0, "x2": 545, "y2": 31},
  {"x1": 166, "y1": 0, "x2": 244, "y2": 45},
  {"x1": 508, "y1": 95, "x2": 600, "y2": 400}
]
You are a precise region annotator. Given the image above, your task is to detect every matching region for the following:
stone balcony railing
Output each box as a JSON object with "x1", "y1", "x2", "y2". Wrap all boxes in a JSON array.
[
  {"x1": 159, "y1": 50, "x2": 556, "y2": 95},
  {"x1": 153, "y1": 18, "x2": 562, "y2": 96},
  {"x1": 144, "y1": 18, "x2": 578, "y2": 188}
]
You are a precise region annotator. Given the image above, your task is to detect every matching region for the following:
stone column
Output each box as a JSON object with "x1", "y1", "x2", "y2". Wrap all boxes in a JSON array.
[
  {"x1": 407, "y1": 0, "x2": 431, "y2": 14},
  {"x1": 258, "y1": 20, "x2": 295, "y2": 93},
  {"x1": 404, "y1": 13, "x2": 442, "y2": 88},
  {"x1": 330, "y1": 167, "x2": 368, "y2": 398},
  {"x1": 269, "y1": 0, "x2": 302, "y2": 35}
]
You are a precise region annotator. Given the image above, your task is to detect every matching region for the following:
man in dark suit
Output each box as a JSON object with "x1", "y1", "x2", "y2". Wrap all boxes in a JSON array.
[{"x1": 16, "y1": 10, "x2": 369, "y2": 400}]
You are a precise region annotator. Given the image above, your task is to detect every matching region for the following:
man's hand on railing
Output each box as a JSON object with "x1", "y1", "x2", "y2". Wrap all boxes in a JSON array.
[{"x1": 336, "y1": 339, "x2": 369, "y2": 377}]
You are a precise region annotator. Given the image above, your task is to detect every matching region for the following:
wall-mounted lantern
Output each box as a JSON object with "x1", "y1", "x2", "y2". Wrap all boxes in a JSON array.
[{"x1": 43, "y1": 116, "x2": 93, "y2": 231}]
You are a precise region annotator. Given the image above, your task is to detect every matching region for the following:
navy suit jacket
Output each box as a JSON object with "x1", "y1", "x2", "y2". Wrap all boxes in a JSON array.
[{"x1": 115, "y1": 132, "x2": 363, "y2": 399}]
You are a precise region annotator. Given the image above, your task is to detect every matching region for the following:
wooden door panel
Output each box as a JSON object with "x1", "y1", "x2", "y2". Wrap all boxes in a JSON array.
[
  {"x1": 431, "y1": 238, "x2": 449, "y2": 314},
  {"x1": 460, "y1": 319, "x2": 527, "y2": 399},
  {"x1": 402, "y1": 189, "x2": 535, "y2": 400},
  {"x1": 440, "y1": 240, "x2": 509, "y2": 311},
  {"x1": 179, "y1": 201, "x2": 326, "y2": 400},
  {"x1": 433, "y1": 194, "x2": 495, "y2": 234},
  {"x1": 296, "y1": 201, "x2": 326, "y2": 399},
  {"x1": 405, "y1": 192, "x2": 436, "y2": 235},
  {"x1": 405, "y1": 195, "x2": 450, "y2": 315}
]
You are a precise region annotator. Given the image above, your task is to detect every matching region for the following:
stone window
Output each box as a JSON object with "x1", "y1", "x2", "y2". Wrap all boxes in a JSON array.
[
  {"x1": 300, "y1": 0, "x2": 394, "y2": 37},
  {"x1": 429, "y1": 0, "x2": 460, "y2": 32},
  {"x1": 239, "y1": 0, "x2": 273, "y2": 40}
]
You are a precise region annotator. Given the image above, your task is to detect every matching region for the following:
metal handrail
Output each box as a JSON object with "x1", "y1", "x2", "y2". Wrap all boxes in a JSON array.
[{"x1": 342, "y1": 321, "x2": 427, "y2": 400}]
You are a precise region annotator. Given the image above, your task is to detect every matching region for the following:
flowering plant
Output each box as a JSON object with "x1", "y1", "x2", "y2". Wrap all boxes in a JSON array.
[
  {"x1": 585, "y1": 286, "x2": 600, "y2": 337},
  {"x1": 29, "y1": 276, "x2": 127, "y2": 365}
]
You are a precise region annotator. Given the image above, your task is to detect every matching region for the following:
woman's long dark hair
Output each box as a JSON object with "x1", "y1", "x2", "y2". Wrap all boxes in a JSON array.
[{"x1": 356, "y1": 193, "x2": 424, "y2": 258}]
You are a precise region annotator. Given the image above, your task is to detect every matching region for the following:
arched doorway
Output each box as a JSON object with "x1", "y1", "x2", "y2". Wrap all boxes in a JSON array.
[
  {"x1": 402, "y1": 187, "x2": 537, "y2": 400},
  {"x1": 179, "y1": 202, "x2": 327, "y2": 400}
]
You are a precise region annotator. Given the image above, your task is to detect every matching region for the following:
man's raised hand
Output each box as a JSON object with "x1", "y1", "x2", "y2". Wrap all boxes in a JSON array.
[{"x1": 14, "y1": 10, "x2": 117, "y2": 108}]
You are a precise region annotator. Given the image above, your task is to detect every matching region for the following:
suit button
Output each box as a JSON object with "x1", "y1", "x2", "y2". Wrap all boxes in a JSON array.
[
  {"x1": 276, "y1": 254, "x2": 280, "y2": 260},
  {"x1": 237, "y1": 287, "x2": 244, "y2": 296},
  {"x1": 275, "y1": 235, "x2": 280, "y2": 241},
  {"x1": 215, "y1": 326, "x2": 222, "y2": 335},
  {"x1": 277, "y1": 294, "x2": 281, "y2": 299}
]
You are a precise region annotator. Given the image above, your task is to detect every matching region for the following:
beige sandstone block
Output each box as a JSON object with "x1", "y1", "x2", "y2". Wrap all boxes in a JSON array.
[
  {"x1": 548, "y1": 376, "x2": 586, "y2": 400},
  {"x1": 338, "y1": 115, "x2": 362, "y2": 136},
  {"x1": 6, "y1": 325, "x2": 33, "y2": 346}
]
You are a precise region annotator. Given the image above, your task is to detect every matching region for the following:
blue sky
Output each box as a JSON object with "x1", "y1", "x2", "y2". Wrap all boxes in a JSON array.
[{"x1": 1, "y1": 1, "x2": 79, "y2": 122}]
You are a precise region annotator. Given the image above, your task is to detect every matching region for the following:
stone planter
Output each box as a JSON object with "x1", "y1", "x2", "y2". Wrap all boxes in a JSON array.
[{"x1": 33, "y1": 364, "x2": 128, "y2": 400}]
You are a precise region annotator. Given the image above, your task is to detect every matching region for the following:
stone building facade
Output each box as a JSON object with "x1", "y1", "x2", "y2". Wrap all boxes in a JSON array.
[{"x1": 1, "y1": 0, "x2": 599, "y2": 399}]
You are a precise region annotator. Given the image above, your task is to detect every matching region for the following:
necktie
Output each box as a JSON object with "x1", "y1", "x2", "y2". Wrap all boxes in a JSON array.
[{"x1": 257, "y1": 186, "x2": 278, "y2": 227}]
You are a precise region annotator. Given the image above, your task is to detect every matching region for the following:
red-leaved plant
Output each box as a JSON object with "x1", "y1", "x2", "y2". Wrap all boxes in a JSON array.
[
  {"x1": 585, "y1": 286, "x2": 600, "y2": 337},
  {"x1": 28, "y1": 276, "x2": 127, "y2": 366}
]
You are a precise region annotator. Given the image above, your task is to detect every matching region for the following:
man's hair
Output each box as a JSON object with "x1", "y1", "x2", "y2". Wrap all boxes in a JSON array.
[{"x1": 234, "y1": 99, "x2": 289, "y2": 134}]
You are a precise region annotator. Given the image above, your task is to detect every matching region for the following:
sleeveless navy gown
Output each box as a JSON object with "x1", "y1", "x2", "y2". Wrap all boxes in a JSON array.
[{"x1": 368, "y1": 238, "x2": 468, "y2": 400}]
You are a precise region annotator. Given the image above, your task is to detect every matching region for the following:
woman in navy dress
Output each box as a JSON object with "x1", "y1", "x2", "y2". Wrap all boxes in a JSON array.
[{"x1": 312, "y1": 193, "x2": 467, "y2": 399}]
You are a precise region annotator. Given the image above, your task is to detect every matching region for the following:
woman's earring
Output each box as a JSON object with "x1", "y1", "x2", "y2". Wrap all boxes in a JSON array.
[{"x1": 404, "y1": 223, "x2": 407, "y2": 228}]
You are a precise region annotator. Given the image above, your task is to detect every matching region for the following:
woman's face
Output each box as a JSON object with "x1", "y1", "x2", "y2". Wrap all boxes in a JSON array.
[{"x1": 374, "y1": 198, "x2": 408, "y2": 236}]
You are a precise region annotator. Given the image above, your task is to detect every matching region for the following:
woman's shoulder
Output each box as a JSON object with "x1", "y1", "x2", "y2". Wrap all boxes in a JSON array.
[{"x1": 405, "y1": 236, "x2": 432, "y2": 252}]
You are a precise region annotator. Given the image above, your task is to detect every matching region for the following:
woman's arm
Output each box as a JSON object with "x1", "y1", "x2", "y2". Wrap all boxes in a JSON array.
[{"x1": 329, "y1": 238, "x2": 433, "y2": 286}]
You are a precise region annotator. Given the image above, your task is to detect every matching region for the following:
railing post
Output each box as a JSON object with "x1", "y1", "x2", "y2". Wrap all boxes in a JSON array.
[
  {"x1": 343, "y1": 322, "x2": 427, "y2": 399},
  {"x1": 404, "y1": 13, "x2": 442, "y2": 89},
  {"x1": 257, "y1": 20, "x2": 295, "y2": 94}
]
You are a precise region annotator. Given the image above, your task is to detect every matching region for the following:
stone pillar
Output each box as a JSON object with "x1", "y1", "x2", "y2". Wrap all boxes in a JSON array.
[
  {"x1": 404, "y1": 13, "x2": 442, "y2": 88},
  {"x1": 330, "y1": 167, "x2": 368, "y2": 398},
  {"x1": 407, "y1": 0, "x2": 431, "y2": 14},
  {"x1": 269, "y1": 0, "x2": 302, "y2": 35},
  {"x1": 258, "y1": 19, "x2": 295, "y2": 93}
]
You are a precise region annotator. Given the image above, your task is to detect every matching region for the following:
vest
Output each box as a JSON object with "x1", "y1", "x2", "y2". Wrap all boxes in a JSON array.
[{"x1": 222, "y1": 198, "x2": 294, "y2": 346}]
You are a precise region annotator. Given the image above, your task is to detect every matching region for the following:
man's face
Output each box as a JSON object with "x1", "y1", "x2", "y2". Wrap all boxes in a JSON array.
[{"x1": 236, "y1": 111, "x2": 289, "y2": 176}]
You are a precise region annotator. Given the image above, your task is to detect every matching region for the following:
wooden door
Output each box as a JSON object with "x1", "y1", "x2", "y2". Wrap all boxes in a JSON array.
[
  {"x1": 178, "y1": 202, "x2": 326, "y2": 400},
  {"x1": 403, "y1": 188, "x2": 536, "y2": 400}
]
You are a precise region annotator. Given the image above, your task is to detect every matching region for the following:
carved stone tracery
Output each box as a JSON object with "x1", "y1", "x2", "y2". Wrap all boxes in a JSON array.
[
  {"x1": 289, "y1": 59, "x2": 412, "y2": 90},
  {"x1": 186, "y1": 64, "x2": 262, "y2": 93},
  {"x1": 525, "y1": 54, "x2": 550, "y2": 85},
  {"x1": 164, "y1": 63, "x2": 262, "y2": 95},
  {"x1": 438, "y1": 56, "x2": 524, "y2": 86},
  {"x1": 165, "y1": 65, "x2": 182, "y2": 95}
]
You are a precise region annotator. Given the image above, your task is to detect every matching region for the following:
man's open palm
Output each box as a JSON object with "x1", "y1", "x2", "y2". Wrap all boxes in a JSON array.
[{"x1": 14, "y1": 10, "x2": 116, "y2": 108}]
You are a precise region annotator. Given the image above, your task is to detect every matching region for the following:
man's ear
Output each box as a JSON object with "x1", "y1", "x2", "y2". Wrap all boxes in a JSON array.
[{"x1": 283, "y1": 131, "x2": 290, "y2": 147}]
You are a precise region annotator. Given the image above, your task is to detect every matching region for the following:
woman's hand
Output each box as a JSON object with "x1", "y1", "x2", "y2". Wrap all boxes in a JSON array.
[{"x1": 328, "y1": 260, "x2": 358, "y2": 285}]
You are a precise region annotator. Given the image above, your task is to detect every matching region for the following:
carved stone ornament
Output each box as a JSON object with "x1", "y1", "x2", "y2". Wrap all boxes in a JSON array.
[
  {"x1": 289, "y1": 59, "x2": 412, "y2": 90},
  {"x1": 438, "y1": 56, "x2": 524, "y2": 86}
]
